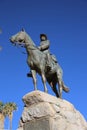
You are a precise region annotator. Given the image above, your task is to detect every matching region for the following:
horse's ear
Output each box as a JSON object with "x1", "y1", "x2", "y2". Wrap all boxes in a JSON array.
[{"x1": 21, "y1": 28, "x2": 25, "y2": 32}]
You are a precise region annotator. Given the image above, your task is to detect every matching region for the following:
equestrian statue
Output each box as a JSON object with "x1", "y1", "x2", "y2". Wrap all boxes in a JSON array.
[{"x1": 10, "y1": 29, "x2": 69, "y2": 98}]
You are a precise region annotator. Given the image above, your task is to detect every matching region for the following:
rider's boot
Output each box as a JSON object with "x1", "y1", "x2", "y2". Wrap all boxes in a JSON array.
[{"x1": 46, "y1": 53, "x2": 52, "y2": 71}]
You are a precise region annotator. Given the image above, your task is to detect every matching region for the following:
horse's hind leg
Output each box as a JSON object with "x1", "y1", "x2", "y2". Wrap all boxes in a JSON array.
[
  {"x1": 58, "y1": 79, "x2": 62, "y2": 98},
  {"x1": 57, "y1": 73, "x2": 63, "y2": 98},
  {"x1": 31, "y1": 70, "x2": 37, "y2": 90},
  {"x1": 50, "y1": 82, "x2": 59, "y2": 97}
]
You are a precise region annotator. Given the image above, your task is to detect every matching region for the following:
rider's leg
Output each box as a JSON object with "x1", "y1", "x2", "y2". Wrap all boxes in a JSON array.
[
  {"x1": 46, "y1": 53, "x2": 52, "y2": 71},
  {"x1": 51, "y1": 54, "x2": 57, "y2": 63}
]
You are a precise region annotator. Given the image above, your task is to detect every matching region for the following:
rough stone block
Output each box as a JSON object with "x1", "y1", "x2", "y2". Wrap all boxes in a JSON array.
[
  {"x1": 18, "y1": 91, "x2": 87, "y2": 130},
  {"x1": 23, "y1": 117, "x2": 51, "y2": 130}
]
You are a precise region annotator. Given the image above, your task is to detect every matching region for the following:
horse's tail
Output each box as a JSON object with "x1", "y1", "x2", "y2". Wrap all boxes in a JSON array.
[{"x1": 62, "y1": 82, "x2": 70, "y2": 92}]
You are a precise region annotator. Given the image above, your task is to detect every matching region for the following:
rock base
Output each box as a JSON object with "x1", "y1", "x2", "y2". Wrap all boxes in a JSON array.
[{"x1": 18, "y1": 91, "x2": 87, "y2": 130}]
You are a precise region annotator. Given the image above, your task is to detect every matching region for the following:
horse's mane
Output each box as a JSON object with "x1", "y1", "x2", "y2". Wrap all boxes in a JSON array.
[
  {"x1": 25, "y1": 32, "x2": 35, "y2": 46},
  {"x1": 26, "y1": 44, "x2": 46, "y2": 57}
]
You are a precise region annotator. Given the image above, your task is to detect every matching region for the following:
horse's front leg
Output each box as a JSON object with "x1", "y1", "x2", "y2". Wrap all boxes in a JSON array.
[
  {"x1": 31, "y1": 70, "x2": 37, "y2": 90},
  {"x1": 41, "y1": 72, "x2": 48, "y2": 93}
]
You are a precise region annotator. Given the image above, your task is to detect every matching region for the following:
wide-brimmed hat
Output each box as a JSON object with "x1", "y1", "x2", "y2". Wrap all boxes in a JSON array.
[{"x1": 40, "y1": 34, "x2": 47, "y2": 40}]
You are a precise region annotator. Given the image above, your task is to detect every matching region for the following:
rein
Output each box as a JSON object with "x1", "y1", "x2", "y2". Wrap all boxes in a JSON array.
[
  {"x1": 16, "y1": 44, "x2": 27, "y2": 54},
  {"x1": 25, "y1": 43, "x2": 38, "y2": 51}
]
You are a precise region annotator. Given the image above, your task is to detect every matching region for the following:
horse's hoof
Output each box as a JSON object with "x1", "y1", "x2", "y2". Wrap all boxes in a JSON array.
[{"x1": 44, "y1": 90, "x2": 48, "y2": 93}]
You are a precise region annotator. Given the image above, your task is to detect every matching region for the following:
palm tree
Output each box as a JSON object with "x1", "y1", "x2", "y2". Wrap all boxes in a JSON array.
[
  {"x1": 4, "y1": 102, "x2": 17, "y2": 130},
  {"x1": 0, "y1": 101, "x2": 4, "y2": 112},
  {"x1": 0, "y1": 101, "x2": 5, "y2": 130},
  {"x1": 3, "y1": 102, "x2": 17, "y2": 130}
]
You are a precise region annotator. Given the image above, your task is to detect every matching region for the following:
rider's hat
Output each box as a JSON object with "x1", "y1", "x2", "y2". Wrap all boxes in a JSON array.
[{"x1": 40, "y1": 34, "x2": 47, "y2": 41}]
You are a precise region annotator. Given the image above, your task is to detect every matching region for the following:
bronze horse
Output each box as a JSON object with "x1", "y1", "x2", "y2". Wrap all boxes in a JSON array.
[{"x1": 10, "y1": 29, "x2": 69, "y2": 98}]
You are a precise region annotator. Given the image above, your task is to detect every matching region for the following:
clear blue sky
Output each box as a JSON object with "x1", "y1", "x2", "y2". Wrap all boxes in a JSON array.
[{"x1": 0, "y1": 0, "x2": 87, "y2": 129}]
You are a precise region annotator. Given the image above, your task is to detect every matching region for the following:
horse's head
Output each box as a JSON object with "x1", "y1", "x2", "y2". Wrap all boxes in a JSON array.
[{"x1": 10, "y1": 28, "x2": 26, "y2": 47}]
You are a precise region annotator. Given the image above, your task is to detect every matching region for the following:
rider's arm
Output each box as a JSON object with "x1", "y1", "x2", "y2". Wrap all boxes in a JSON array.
[{"x1": 38, "y1": 40, "x2": 50, "y2": 51}]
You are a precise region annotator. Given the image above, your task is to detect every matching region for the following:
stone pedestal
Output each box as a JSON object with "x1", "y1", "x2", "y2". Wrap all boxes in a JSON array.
[
  {"x1": 24, "y1": 117, "x2": 52, "y2": 130},
  {"x1": 18, "y1": 91, "x2": 87, "y2": 130}
]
